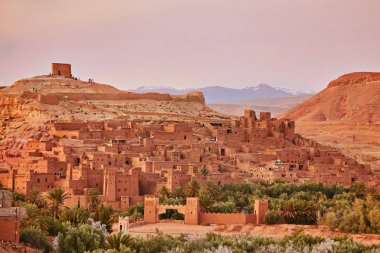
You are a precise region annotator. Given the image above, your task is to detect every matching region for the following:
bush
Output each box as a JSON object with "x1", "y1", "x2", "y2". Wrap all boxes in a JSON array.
[
  {"x1": 264, "y1": 210, "x2": 281, "y2": 224},
  {"x1": 20, "y1": 227, "x2": 53, "y2": 253},
  {"x1": 57, "y1": 223, "x2": 106, "y2": 253}
]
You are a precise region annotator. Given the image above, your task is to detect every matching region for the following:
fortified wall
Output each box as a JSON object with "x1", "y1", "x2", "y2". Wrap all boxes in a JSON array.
[{"x1": 144, "y1": 196, "x2": 268, "y2": 225}]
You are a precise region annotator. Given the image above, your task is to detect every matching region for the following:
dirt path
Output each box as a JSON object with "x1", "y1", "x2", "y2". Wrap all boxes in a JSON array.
[{"x1": 128, "y1": 223, "x2": 380, "y2": 245}]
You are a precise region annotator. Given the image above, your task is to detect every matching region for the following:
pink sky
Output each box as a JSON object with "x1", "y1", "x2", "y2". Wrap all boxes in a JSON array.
[{"x1": 0, "y1": 0, "x2": 379, "y2": 91}]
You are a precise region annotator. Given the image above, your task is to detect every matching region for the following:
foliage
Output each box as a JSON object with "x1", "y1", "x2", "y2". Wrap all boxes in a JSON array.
[
  {"x1": 60, "y1": 206, "x2": 90, "y2": 226},
  {"x1": 92, "y1": 204, "x2": 115, "y2": 232},
  {"x1": 26, "y1": 189, "x2": 47, "y2": 208},
  {"x1": 47, "y1": 187, "x2": 70, "y2": 218},
  {"x1": 106, "y1": 232, "x2": 133, "y2": 251},
  {"x1": 57, "y1": 223, "x2": 106, "y2": 253},
  {"x1": 20, "y1": 227, "x2": 53, "y2": 253},
  {"x1": 198, "y1": 166, "x2": 210, "y2": 177},
  {"x1": 282, "y1": 199, "x2": 317, "y2": 225},
  {"x1": 185, "y1": 180, "x2": 200, "y2": 197},
  {"x1": 119, "y1": 203, "x2": 144, "y2": 223},
  {"x1": 86, "y1": 188, "x2": 101, "y2": 212},
  {"x1": 264, "y1": 209, "x2": 281, "y2": 224}
]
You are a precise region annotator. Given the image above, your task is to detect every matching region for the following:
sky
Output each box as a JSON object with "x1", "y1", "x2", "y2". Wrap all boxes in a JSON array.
[{"x1": 0, "y1": 0, "x2": 380, "y2": 91}]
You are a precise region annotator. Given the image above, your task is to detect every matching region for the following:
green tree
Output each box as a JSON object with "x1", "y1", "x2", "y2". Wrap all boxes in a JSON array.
[
  {"x1": 86, "y1": 188, "x2": 101, "y2": 212},
  {"x1": 282, "y1": 199, "x2": 317, "y2": 225},
  {"x1": 198, "y1": 188, "x2": 213, "y2": 212},
  {"x1": 202, "y1": 180, "x2": 218, "y2": 200},
  {"x1": 368, "y1": 208, "x2": 380, "y2": 233},
  {"x1": 93, "y1": 204, "x2": 115, "y2": 232},
  {"x1": 185, "y1": 180, "x2": 200, "y2": 197},
  {"x1": 57, "y1": 223, "x2": 106, "y2": 253},
  {"x1": 264, "y1": 210, "x2": 281, "y2": 224},
  {"x1": 20, "y1": 203, "x2": 49, "y2": 231},
  {"x1": 198, "y1": 167, "x2": 209, "y2": 177},
  {"x1": 20, "y1": 227, "x2": 53, "y2": 253},
  {"x1": 321, "y1": 211, "x2": 339, "y2": 230},
  {"x1": 158, "y1": 186, "x2": 171, "y2": 200},
  {"x1": 172, "y1": 187, "x2": 185, "y2": 199},
  {"x1": 106, "y1": 232, "x2": 132, "y2": 251},
  {"x1": 47, "y1": 188, "x2": 70, "y2": 219},
  {"x1": 27, "y1": 189, "x2": 47, "y2": 209},
  {"x1": 60, "y1": 206, "x2": 90, "y2": 226}
]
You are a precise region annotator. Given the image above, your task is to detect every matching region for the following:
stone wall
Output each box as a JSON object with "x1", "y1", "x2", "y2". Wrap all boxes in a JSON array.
[{"x1": 0, "y1": 218, "x2": 20, "y2": 243}]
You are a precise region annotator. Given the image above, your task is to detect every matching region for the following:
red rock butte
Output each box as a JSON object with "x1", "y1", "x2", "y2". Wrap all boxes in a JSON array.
[{"x1": 282, "y1": 72, "x2": 380, "y2": 123}]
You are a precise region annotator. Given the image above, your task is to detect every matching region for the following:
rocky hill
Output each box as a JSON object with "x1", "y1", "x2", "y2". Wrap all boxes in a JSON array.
[
  {"x1": 282, "y1": 72, "x2": 380, "y2": 123},
  {"x1": 282, "y1": 72, "x2": 380, "y2": 170},
  {"x1": 0, "y1": 75, "x2": 226, "y2": 152}
]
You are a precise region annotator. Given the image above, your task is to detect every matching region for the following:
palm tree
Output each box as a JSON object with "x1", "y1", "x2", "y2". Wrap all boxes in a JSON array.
[
  {"x1": 198, "y1": 167, "x2": 209, "y2": 177},
  {"x1": 202, "y1": 180, "x2": 218, "y2": 199},
  {"x1": 158, "y1": 186, "x2": 171, "y2": 200},
  {"x1": 172, "y1": 187, "x2": 185, "y2": 199},
  {"x1": 27, "y1": 189, "x2": 47, "y2": 209},
  {"x1": 106, "y1": 232, "x2": 132, "y2": 251},
  {"x1": 198, "y1": 189, "x2": 213, "y2": 212},
  {"x1": 20, "y1": 203, "x2": 49, "y2": 231},
  {"x1": 46, "y1": 188, "x2": 69, "y2": 218},
  {"x1": 94, "y1": 204, "x2": 115, "y2": 232},
  {"x1": 185, "y1": 180, "x2": 200, "y2": 197},
  {"x1": 86, "y1": 188, "x2": 101, "y2": 212},
  {"x1": 282, "y1": 199, "x2": 315, "y2": 225},
  {"x1": 60, "y1": 206, "x2": 90, "y2": 225}
]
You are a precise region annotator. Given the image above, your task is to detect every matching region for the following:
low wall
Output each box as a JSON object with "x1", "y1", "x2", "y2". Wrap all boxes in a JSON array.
[
  {"x1": 200, "y1": 212, "x2": 256, "y2": 225},
  {"x1": 0, "y1": 218, "x2": 20, "y2": 243}
]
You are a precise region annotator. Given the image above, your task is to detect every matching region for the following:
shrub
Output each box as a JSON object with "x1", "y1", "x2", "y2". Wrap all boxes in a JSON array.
[
  {"x1": 264, "y1": 210, "x2": 281, "y2": 224},
  {"x1": 57, "y1": 223, "x2": 106, "y2": 253},
  {"x1": 20, "y1": 227, "x2": 53, "y2": 253}
]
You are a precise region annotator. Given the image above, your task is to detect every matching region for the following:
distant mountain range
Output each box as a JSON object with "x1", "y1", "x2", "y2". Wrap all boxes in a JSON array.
[{"x1": 129, "y1": 84, "x2": 316, "y2": 103}]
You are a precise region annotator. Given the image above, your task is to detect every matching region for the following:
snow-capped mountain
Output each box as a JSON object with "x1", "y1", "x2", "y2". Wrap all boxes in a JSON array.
[{"x1": 129, "y1": 84, "x2": 315, "y2": 103}]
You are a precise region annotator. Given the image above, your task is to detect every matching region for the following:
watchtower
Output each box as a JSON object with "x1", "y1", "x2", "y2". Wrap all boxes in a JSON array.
[
  {"x1": 51, "y1": 63, "x2": 72, "y2": 77},
  {"x1": 144, "y1": 196, "x2": 159, "y2": 223},
  {"x1": 184, "y1": 197, "x2": 200, "y2": 225}
]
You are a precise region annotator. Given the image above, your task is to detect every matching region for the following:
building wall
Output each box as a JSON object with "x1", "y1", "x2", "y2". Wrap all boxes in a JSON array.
[{"x1": 0, "y1": 218, "x2": 20, "y2": 243}]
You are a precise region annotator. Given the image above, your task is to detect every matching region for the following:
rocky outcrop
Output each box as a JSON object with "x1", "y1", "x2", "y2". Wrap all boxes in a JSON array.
[{"x1": 282, "y1": 72, "x2": 380, "y2": 123}]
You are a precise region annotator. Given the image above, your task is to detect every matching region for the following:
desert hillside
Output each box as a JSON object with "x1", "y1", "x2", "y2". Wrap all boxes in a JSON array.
[
  {"x1": 283, "y1": 72, "x2": 380, "y2": 123},
  {"x1": 0, "y1": 75, "x2": 227, "y2": 152},
  {"x1": 282, "y1": 72, "x2": 380, "y2": 170}
]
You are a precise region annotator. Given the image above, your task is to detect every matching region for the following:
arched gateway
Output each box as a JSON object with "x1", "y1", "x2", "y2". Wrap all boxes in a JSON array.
[{"x1": 144, "y1": 196, "x2": 200, "y2": 225}]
